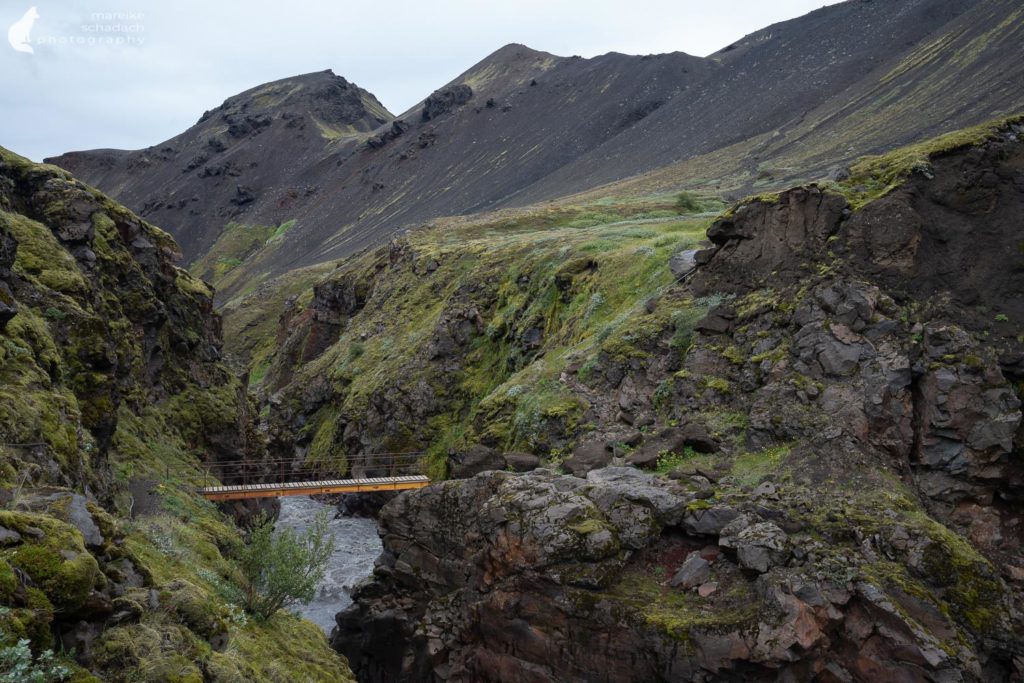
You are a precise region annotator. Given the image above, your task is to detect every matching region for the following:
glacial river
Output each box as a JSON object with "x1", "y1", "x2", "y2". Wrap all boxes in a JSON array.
[{"x1": 275, "y1": 495, "x2": 382, "y2": 633}]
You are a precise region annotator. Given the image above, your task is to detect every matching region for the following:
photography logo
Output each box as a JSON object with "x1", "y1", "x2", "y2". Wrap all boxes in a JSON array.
[{"x1": 8, "y1": 6, "x2": 39, "y2": 54}]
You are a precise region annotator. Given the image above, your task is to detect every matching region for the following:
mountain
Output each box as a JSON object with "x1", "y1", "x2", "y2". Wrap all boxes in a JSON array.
[
  {"x1": 47, "y1": 0, "x2": 1024, "y2": 303},
  {"x1": 51, "y1": 70, "x2": 392, "y2": 261}
]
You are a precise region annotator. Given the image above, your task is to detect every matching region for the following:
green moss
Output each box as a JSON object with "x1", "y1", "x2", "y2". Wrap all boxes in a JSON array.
[
  {"x1": 721, "y1": 345, "x2": 745, "y2": 365},
  {"x1": 161, "y1": 579, "x2": 229, "y2": 642},
  {"x1": 0, "y1": 558, "x2": 17, "y2": 601},
  {"x1": 836, "y1": 114, "x2": 1024, "y2": 209},
  {"x1": 920, "y1": 528, "x2": 1004, "y2": 634},
  {"x1": 13, "y1": 546, "x2": 96, "y2": 610},
  {"x1": 750, "y1": 343, "x2": 789, "y2": 364},
  {"x1": 231, "y1": 612, "x2": 356, "y2": 682},
  {"x1": 605, "y1": 571, "x2": 757, "y2": 647},
  {"x1": 701, "y1": 376, "x2": 732, "y2": 394},
  {"x1": 1, "y1": 211, "x2": 88, "y2": 295},
  {"x1": 569, "y1": 519, "x2": 608, "y2": 535},
  {"x1": 175, "y1": 269, "x2": 213, "y2": 300},
  {"x1": 307, "y1": 407, "x2": 345, "y2": 472},
  {"x1": 730, "y1": 444, "x2": 790, "y2": 486},
  {"x1": 685, "y1": 499, "x2": 714, "y2": 513}
]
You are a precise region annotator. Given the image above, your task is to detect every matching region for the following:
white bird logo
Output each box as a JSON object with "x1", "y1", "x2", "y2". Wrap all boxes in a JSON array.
[{"x1": 8, "y1": 6, "x2": 39, "y2": 54}]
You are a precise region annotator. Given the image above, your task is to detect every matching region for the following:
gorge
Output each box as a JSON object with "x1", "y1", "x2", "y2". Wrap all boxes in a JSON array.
[{"x1": 2, "y1": 1, "x2": 1024, "y2": 681}]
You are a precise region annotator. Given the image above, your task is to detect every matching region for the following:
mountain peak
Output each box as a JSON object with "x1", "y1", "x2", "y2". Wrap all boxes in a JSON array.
[{"x1": 199, "y1": 70, "x2": 392, "y2": 131}]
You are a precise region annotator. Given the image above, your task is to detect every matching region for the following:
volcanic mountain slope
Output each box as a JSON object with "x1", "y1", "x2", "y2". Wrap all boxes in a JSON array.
[
  {"x1": 51, "y1": 70, "x2": 393, "y2": 261},
  {"x1": 50, "y1": 0, "x2": 1024, "y2": 302},
  {"x1": 547, "y1": 0, "x2": 1024, "y2": 204}
]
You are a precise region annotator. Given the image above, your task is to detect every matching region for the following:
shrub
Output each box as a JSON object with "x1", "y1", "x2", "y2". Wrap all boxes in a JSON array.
[
  {"x1": 674, "y1": 192, "x2": 703, "y2": 213},
  {"x1": 235, "y1": 512, "x2": 335, "y2": 621},
  {"x1": 0, "y1": 639, "x2": 69, "y2": 683}
]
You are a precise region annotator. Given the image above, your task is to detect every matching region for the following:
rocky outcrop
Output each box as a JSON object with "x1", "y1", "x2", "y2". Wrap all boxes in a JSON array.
[
  {"x1": 335, "y1": 468, "x2": 1018, "y2": 682},
  {"x1": 332, "y1": 130, "x2": 1024, "y2": 682},
  {"x1": 0, "y1": 146, "x2": 250, "y2": 491},
  {"x1": 422, "y1": 85, "x2": 473, "y2": 121},
  {"x1": 0, "y1": 224, "x2": 19, "y2": 329},
  {"x1": 0, "y1": 148, "x2": 349, "y2": 681}
]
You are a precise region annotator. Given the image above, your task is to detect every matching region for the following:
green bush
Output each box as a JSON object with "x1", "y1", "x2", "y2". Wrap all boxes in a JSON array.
[
  {"x1": 235, "y1": 513, "x2": 335, "y2": 621},
  {"x1": 674, "y1": 192, "x2": 703, "y2": 213},
  {"x1": 0, "y1": 639, "x2": 69, "y2": 683}
]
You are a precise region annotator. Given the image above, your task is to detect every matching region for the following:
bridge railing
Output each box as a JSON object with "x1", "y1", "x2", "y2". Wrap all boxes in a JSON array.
[{"x1": 199, "y1": 451, "x2": 426, "y2": 489}]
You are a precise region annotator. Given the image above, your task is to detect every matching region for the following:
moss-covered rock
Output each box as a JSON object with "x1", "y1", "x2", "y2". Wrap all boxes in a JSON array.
[
  {"x1": 160, "y1": 579, "x2": 230, "y2": 648},
  {"x1": 0, "y1": 148, "x2": 357, "y2": 681}
]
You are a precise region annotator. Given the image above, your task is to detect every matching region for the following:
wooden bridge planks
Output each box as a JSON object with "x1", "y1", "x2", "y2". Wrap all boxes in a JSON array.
[{"x1": 198, "y1": 475, "x2": 431, "y2": 501}]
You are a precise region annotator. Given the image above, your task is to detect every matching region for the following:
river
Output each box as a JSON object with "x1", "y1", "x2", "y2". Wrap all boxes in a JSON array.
[{"x1": 275, "y1": 495, "x2": 382, "y2": 633}]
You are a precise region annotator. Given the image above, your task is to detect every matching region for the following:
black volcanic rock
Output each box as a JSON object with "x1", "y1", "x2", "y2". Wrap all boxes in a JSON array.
[{"x1": 421, "y1": 84, "x2": 473, "y2": 121}]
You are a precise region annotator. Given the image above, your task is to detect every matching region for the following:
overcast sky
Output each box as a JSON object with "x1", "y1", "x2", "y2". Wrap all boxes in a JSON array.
[{"x1": 0, "y1": 1, "x2": 844, "y2": 161}]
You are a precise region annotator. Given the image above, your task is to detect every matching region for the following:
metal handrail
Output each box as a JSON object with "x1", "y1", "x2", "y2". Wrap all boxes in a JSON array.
[{"x1": 198, "y1": 452, "x2": 427, "y2": 489}]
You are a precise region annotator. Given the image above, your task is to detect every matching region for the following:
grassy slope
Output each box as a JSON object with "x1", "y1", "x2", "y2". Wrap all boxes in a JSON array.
[
  {"x1": 252, "y1": 193, "x2": 724, "y2": 479},
  {"x1": 0, "y1": 148, "x2": 353, "y2": 682}
]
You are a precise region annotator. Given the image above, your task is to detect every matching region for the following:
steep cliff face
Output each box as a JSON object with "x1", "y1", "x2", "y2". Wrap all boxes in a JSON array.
[
  {"x1": 0, "y1": 147, "x2": 239, "y2": 495},
  {"x1": 0, "y1": 149, "x2": 354, "y2": 681},
  {"x1": 329, "y1": 123, "x2": 1024, "y2": 680}
]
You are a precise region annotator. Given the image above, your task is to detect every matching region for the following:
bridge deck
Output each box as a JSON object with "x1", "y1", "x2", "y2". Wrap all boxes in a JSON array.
[{"x1": 199, "y1": 475, "x2": 430, "y2": 501}]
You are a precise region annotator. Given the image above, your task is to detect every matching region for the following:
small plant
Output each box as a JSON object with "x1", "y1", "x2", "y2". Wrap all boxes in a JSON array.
[
  {"x1": 995, "y1": 313, "x2": 1009, "y2": 323},
  {"x1": 0, "y1": 639, "x2": 70, "y2": 683},
  {"x1": 225, "y1": 603, "x2": 249, "y2": 627},
  {"x1": 348, "y1": 341, "x2": 365, "y2": 360},
  {"x1": 235, "y1": 512, "x2": 335, "y2": 621},
  {"x1": 584, "y1": 292, "x2": 605, "y2": 320},
  {"x1": 674, "y1": 192, "x2": 703, "y2": 213},
  {"x1": 655, "y1": 447, "x2": 696, "y2": 474}
]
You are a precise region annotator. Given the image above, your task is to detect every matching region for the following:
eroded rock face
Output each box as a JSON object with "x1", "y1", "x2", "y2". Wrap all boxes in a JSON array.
[
  {"x1": 333, "y1": 132, "x2": 1024, "y2": 682},
  {"x1": 335, "y1": 468, "x2": 1016, "y2": 682}
]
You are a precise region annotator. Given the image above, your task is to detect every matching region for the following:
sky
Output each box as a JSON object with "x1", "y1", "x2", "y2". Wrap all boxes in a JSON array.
[{"x1": 0, "y1": 0, "x2": 845, "y2": 162}]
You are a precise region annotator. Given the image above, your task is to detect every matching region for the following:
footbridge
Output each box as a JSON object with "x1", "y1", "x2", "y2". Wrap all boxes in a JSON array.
[{"x1": 198, "y1": 452, "x2": 430, "y2": 501}]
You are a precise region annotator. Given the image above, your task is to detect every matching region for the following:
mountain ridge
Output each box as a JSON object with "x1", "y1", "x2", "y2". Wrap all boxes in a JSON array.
[{"x1": 46, "y1": 0, "x2": 1024, "y2": 304}]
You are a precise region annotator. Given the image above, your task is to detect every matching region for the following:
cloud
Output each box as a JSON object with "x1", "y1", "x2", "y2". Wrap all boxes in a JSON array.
[{"x1": 0, "y1": 0, "x2": 843, "y2": 161}]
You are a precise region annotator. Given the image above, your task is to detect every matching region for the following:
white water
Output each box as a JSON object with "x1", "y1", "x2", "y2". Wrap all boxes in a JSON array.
[{"x1": 275, "y1": 495, "x2": 382, "y2": 633}]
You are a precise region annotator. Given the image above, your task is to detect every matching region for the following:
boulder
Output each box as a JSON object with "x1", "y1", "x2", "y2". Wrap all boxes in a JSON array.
[
  {"x1": 422, "y1": 84, "x2": 473, "y2": 121},
  {"x1": 0, "y1": 526, "x2": 21, "y2": 545},
  {"x1": 585, "y1": 467, "x2": 689, "y2": 527},
  {"x1": 503, "y1": 452, "x2": 540, "y2": 472},
  {"x1": 669, "y1": 249, "x2": 699, "y2": 279},
  {"x1": 450, "y1": 444, "x2": 505, "y2": 478},
  {"x1": 725, "y1": 521, "x2": 789, "y2": 573},
  {"x1": 626, "y1": 423, "x2": 720, "y2": 469},
  {"x1": 21, "y1": 492, "x2": 105, "y2": 548},
  {"x1": 0, "y1": 281, "x2": 16, "y2": 330},
  {"x1": 669, "y1": 551, "x2": 711, "y2": 589},
  {"x1": 682, "y1": 505, "x2": 741, "y2": 536},
  {"x1": 562, "y1": 440, "x2": 612, "y2": 477}
]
